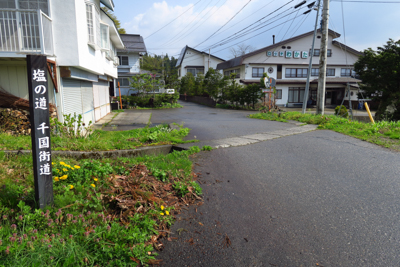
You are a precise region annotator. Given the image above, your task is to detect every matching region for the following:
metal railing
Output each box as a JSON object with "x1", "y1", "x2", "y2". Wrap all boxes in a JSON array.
[{"x1": 0, "y1": 9, "x2": 53, "y2": 55}]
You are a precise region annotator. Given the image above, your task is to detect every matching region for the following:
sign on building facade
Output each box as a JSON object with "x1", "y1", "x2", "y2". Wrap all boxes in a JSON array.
[{"x1": 27, "y1": 55, "x2": 53, "y2": 209}]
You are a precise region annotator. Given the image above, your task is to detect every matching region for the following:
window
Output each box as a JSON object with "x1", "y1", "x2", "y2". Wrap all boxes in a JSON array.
[
  {"x1": 0, "y1": 0, "x2": 16, "y2": 8},
  {"x1": 100, "y1": 23, "x2": 109, "y2": 50},
  {"x1": 310, "y1": 49, "x2": 331, "y2": 57},
  {"x1": 326, "y1": 68, "x2": 335, "y2": 76},
  {"x1": 117, "y1": 78, "x2": 130, "y2": 87},
  {"x1": 18, "y1": 0, "x2": 49, "y2": 15},
  {"x1": 86, "y1": 3, "x2": 100, "y2": 48},
  {"x1": 275, "y1": 89, "x2": 282, "y2": 99},
  {"x1": 310, "y1": 49, "x2": 320, "y2": 56},
  {"x1": 224, "y1": 69, "x2": 240, "y2": 78},
  {"x1": 252, "y1": 67, "x2": 264, "y2": 78},
  {"x1": 288, "y1": 87, "x2": 305, "y2": 103},
  {"x1": 187, "y1": 69, "x2": 196, "y2": 76},
  {"x1": 341, "y1": 68, "x2": 355, "y2": 77},
  {"x1": 86, "y1": 4, "x2": 94, "y2": 44},
  {"x1": 285, "y1": 68, "x2": 308, "y2": 78},
  {"x1": 118, "y1": 56, "x2": 129, "y2": 66},
  {"x1": 312, "y1": 68, "x2": 335, "y2": 76}
]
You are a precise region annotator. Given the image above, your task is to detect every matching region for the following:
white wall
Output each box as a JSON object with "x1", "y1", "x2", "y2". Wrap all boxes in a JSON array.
[{"x1": 52, "y1": 0, "x2": 120, "y2": 78}]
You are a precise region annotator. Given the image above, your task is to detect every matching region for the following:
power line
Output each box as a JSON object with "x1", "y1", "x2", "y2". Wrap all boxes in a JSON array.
[
  {"x1": 202, "y1": 6, "x2": 306, "y2": 51},
  {"x1": 163, "y1": 0, "x2": 227, "y2": 48},
  {"x1": 161, "y1": 0, "x2": 217, "y2": 47},
  {"x1": 145, "y1": 0, "x2": 202, "y2": 39},
  {"x1": 193, "y1": 0, "x2": 253, "y2": 48},
  {"x1": 331, "y1": 0, "x2": 400, "y2": 2},
  {"x1": 200, "y1": 1, "x2": 296, "y2": 50}
]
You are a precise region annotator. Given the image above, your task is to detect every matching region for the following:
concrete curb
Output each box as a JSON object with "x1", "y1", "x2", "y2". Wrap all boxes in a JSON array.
[{"x1": 3, "y1": 145, "x2": 174, "y2": 160}]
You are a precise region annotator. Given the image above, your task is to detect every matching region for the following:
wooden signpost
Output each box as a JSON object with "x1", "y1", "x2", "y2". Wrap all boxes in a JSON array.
[
  {"x1": 263, "y1": 77, "x2": 276, "y2": 111},
  {"x1": 27, "y1": 55, "x2": 53, "y2": 209}
]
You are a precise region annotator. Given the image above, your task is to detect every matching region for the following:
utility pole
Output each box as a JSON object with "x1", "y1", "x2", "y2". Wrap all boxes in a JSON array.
[
  {"x1": 302, "y1": 0, "x2": 321, "y2": 114},
  {"x1": 208, "y1": 49, "x2": 211, "y2": 71},
  {"x1": 316, "y1": 0, "x2": 330, "y2": 115},
  {"x1": 162, "y1": 53, "x2": 165, "y2": 80}
]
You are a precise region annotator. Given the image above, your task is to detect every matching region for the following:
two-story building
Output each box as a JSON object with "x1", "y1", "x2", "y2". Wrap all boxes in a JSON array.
[
  {"x1": 176, "y1": 46, "x2": 225, "y2": 78},
  {"x1": 216, "y1": 29, "x2": 363, "y2": 107},
  {"x1": 115, "y1": 34, "x2": 147, "y2": 96},
  {"x1": 0, "y1": 0, "x2": 124, "y2": 125}
]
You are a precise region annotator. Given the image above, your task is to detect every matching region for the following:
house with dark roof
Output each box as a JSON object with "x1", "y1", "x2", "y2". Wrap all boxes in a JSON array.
[
  {"x1": 216, "y1": 29, "x2": 363, "y2": 107},
  {"x1": 114, "y1": 34, "x2": 147, "y2": 96},
  {"x1": 176, "y1": 46, "x2": 225, "y2": 78}
]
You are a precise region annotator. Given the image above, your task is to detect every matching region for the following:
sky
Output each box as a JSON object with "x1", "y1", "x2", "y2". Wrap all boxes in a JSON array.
[{"x1": 112, "y1": 0, "x2": 400, "y2": 60}]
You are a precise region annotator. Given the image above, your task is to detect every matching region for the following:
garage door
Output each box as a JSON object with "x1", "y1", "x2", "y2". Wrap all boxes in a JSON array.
[
  {"x1": 62, "y1": 78, "x2": 94, "y2": 127},
  {"x1": 93, "y1": 81, "x2": 110, "y2": 122}
]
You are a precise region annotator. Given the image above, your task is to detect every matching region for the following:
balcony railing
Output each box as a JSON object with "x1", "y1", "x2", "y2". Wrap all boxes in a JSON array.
[{"x1": 0, "y1": 9, "x2": 53, "y2": 55}]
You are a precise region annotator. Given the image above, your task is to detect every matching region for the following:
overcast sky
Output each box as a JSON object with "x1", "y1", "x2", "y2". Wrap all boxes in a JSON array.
[{"x1": 113, "y1": 0, "x2": 400, "y2": 60}]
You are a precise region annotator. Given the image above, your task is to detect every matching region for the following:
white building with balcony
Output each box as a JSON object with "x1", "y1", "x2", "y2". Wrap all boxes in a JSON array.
[
  {"x1": 176, "y1": 46, "x2": 225, "y2": 78},
  {"x1": 216, "y1": 29, "x2": 363, "y2": 108},
  {"x1": 114, "y1": 34, "x2": 147, "y2": 96},
  {"x1": 0, "y1": 0, "x2": 124, "y2": 125}
]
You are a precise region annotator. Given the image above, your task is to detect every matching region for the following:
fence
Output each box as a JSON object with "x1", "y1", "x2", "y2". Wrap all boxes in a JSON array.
[{"x1": 0, "y1": 9, "x2": 53, "y2": 55}]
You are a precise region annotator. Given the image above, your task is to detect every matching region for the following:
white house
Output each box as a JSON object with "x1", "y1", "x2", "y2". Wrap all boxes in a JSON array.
[
  {"x1": 216, "y1": 29, "x2": 363, "y2": 107},
  {"x1": 114, "y1": 34, "x2": 147, "y2": 96},
  {"x1": 0, "y1": 0, "x2": 124, "y2": 125},
  {"x1": 176, "y1": 46, "x2": 225, "y2": 78}
]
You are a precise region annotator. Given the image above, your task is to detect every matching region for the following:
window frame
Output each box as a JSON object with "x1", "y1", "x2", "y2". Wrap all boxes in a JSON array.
[
  {"x1": 100, "y1": 23, "x2": 110, "y2": 51},
  {"x1": 341, "y1": 68, "x2": 354, "y2": 77},
  {"x1": 275, "y1": 89, "x2": 282, "y2": 99},
  {"x1": 326, "y1": 68, "x2": 335, "y2": 76},
  {"x1": 252, "y1": 67, "x2": 264, "y2": 78},
  {"x1": 117, "y1": 78, "x2": 130, "y2": 87},
  {"x1": 288, "y1": 87, "x2": 305, "y2": 103},
  {"x1": 118, "y1": 56, "x2": 129, "y2": 66},
  {"x1": 86, "y1": 3, "x2": 95, "y2": 45},
  {"x1": 285, "y1": 68, "x2": 308, "y2": 78}
]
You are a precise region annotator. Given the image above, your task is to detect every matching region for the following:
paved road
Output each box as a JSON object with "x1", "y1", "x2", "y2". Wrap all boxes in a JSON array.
[
  {"x1": 99, "y1": 102, "x2": 400, "y2": 266},
  {"x1": 148, "y1": 102, "x2": 400, "y2": 267}
]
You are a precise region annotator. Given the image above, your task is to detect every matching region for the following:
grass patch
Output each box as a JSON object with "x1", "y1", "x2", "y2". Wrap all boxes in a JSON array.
[
  {"x1": 1, "y1": 124, "x2": 192, "y2": 151},
  {"x1": 0, "y1": 146, "x2": 204, "y2": 266},
  {"x1": 249, "y1": 111, "x2": 400, "y2": 151}
]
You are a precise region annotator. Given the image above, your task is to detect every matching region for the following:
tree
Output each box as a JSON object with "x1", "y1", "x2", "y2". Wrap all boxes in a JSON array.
[
  {"x1": 354, "y1": 39, "x2": 400, "y2": 120},
  {"x1": 101, "y1": 7, "x2": 126, "y2": 34},
  {"x1": 141, "y1": 54, "x2": 179, "y2": 89},
  {"x1": 229, "y1": 43, "x2": 256, "y2": 58},
  {"x1": 204, "y1": 68, "x2": 226, "y2": 98}
]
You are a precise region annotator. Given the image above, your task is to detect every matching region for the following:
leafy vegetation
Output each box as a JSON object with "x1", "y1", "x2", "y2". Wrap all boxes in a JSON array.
[
  {"x1": 180, "y1": 68, "x2": 267, "y2": 109},
  {"x1": 122, "y1": 93, "x2": 180, "y2": 109},
  {"x1": 0, "y1": 122, "x2": 191, "y2": 151},
  {"x1": 0, "y1": 146, "x2": 204, "y2": 266},
  {"x1": 249, "y1": 111, "x2": 400, "y2": 151},
  {"x1": 354, "y1": 39, "x2": 400, "y2": 120}
]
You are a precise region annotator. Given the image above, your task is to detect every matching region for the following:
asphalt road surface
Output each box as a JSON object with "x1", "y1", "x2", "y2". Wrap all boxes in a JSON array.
[{"x1": 150, "y1": 102, "x2": 400, "y2": 267}]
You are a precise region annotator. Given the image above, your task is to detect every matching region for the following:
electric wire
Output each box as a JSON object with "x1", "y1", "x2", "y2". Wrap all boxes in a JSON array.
[
  {"x1": 145, "y1": 0, "x2": 202, "y2": 39},
  {"x1": 193, "y1": 0, "x2": 253, "y2": 48},
  {"x1": 163, "y1": 0, "x2": 227, "y2": 48},
  {"x1": 198, "y1": 1, "x2": 296, "y2": 50},
  {"x1": 201, "y1": 6, "x2": 307, "y2": 51},
  {"x1": 161, "y1": 0, "x2": 217, "y2": 47}
]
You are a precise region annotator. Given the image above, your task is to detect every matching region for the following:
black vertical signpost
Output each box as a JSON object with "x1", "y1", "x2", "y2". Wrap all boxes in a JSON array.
[{"x1": 27, "y1": 55, "x2": 53, "y2": 209}]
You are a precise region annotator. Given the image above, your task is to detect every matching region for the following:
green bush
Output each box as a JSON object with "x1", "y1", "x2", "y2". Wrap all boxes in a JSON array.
[{"x1": 335, "y1": 105, "x2": 349, "y2": 118}]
